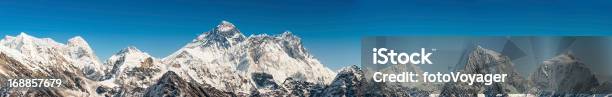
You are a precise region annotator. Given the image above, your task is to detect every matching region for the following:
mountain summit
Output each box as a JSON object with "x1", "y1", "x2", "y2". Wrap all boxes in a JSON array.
[
  {"x1": 191, "y1": 21, "x2": 246, "y2": 48},
  {"x1": 216, "y1": 20, "x2": 236, "y2": 32},
  {"x1": 163, "y1": 20, "x2": 336, "y2": 94}
]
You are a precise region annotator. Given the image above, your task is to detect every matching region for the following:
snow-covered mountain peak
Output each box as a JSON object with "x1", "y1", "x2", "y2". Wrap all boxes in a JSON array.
[
  {"x1": 65, "y1": 36, "x2": 105, "y2": 78},
  {"x1": 338, "y1": 65, "x2": 360, "y2": 74},
  {"x1": 101, "y1": 46, "x2": 166, "y2": 96},
  {"x1": 16, "y1": 32, "x2": 34, "y2": 39},
  {"x1": 68, "y1": 36, "x2": 89, "y2": 47},
  {"x1": 1, "y1": 32, "x2": 64, "y2": 49},
  {"x1": 188, "y1": 21, "x2": 245, "y2": 48},
  {"x1": 280, "y1": 31, "x2": 293, "y2": 36},
  {"x1": 473, "y1": 45, "x2": 503, "y2": 60},
  {"x1": 212, "y1": 20, "x2": 243, "y2": 37},
  {"x1": 108, "y1": 46, "x2": 152, "y2": 67},
  {"x1": 0, "y1": 33, "x2": 68, "y2": 65},
  {"x1": 106, "y1": 46, "x2": 158, "y2": 78},
  {"x1": 278, "y1": 31, "x2": 300, "y2": 41},
  {"x1": 243, "y1": 31, "x2": 310, "y2": 60},
  {"x1": 117, "y1": 46, "x2": 144, "y2": 54},
  {"x1": 67, "y1": 36, "x2": 97, "y2": 58},
  {"x1": 543, "y1": 51, "x2": 578, "y2": 65},
  {"x1": 210, "y1": 20, "x2": 242, "y2": 38},
  {"x1": 13, "y1": 32, "x2": 59, "y2": 45},
  {"x1": 329, "y1": 65, "x2": 363, "y2": 82},
  {"x1": 466, "y1": 46, "x2": 518, "y2": 72},
  {"x1": 162, "y1": 21, "x2": 336, "y2": 94},
  {"x1": 217, "y1": 20, "x2": 236, "y2": 32}
]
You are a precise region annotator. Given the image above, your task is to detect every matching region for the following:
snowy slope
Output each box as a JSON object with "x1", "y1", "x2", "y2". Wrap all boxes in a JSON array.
[
  {"x1": 0, "y1": 33, "x2": 105, "y2": 97},
  {"x1": 96, "y1": 46, "x2": 167, "y2": 96},
  {"x1": 0, "y1": 33, "x2": 107, "y2": 79},
  {"x1": 163, "y1": 21, "x2": 336, "y2": 94}
]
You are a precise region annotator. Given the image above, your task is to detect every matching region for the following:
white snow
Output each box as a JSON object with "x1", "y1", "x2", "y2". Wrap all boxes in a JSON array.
[
  {"x1": 217, "y1": 20, "x2": 236, "y2": 32},
  {"x1": 162, "y1": 21, "x2": 336, "y2": 93},
  {"x1": 0, "y1": 21, "x2": 338, "y2": 96},
  {"x1": 0, "y1": 32, "x2": 107, "y2": 74}
]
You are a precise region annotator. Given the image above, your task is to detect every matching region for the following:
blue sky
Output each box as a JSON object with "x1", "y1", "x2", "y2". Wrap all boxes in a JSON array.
[{"x1": 0, "y1": 0, "x2": 611, "y2": 70}]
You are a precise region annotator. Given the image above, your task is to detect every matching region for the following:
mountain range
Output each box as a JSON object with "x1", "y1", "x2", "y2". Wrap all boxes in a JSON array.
[
  {"x1": 1, "y1": 21, "x2": 611, "y2": 97},
  {"x1": 0, "y1": 21, "x2": 337, "y2": 97}
]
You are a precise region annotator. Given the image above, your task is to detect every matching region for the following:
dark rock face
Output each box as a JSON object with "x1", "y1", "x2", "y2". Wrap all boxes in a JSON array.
[
  {"x1": 251, "y1": 72, "x2": 280, "y2": 90},
  {"x1": 281, "y1": 77, "x2": 325, "y2": 97},
  {"x1": 143, "y1": 71, "x2": 235, "y2": 97},
  {"x1": 96, "y1": 86, "x2": 124, "y2": 97},
  {"x1": 321, "y1": 65, "x2": 366, "y2": 97},
  {"x1": 529, "y1": 52, "x2": 601, "y2": 95},
  {"x1": 250, "y1": 72, "x2": 286, "y2": 96},
  {"x1": 439, "y1": 46, "x2": 528, "y2": 96}
]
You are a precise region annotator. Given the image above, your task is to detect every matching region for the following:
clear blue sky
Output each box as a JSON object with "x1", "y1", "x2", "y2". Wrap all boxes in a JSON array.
[{"x1": 0, "y1": 0, "x2": 611, "y2": 70}]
